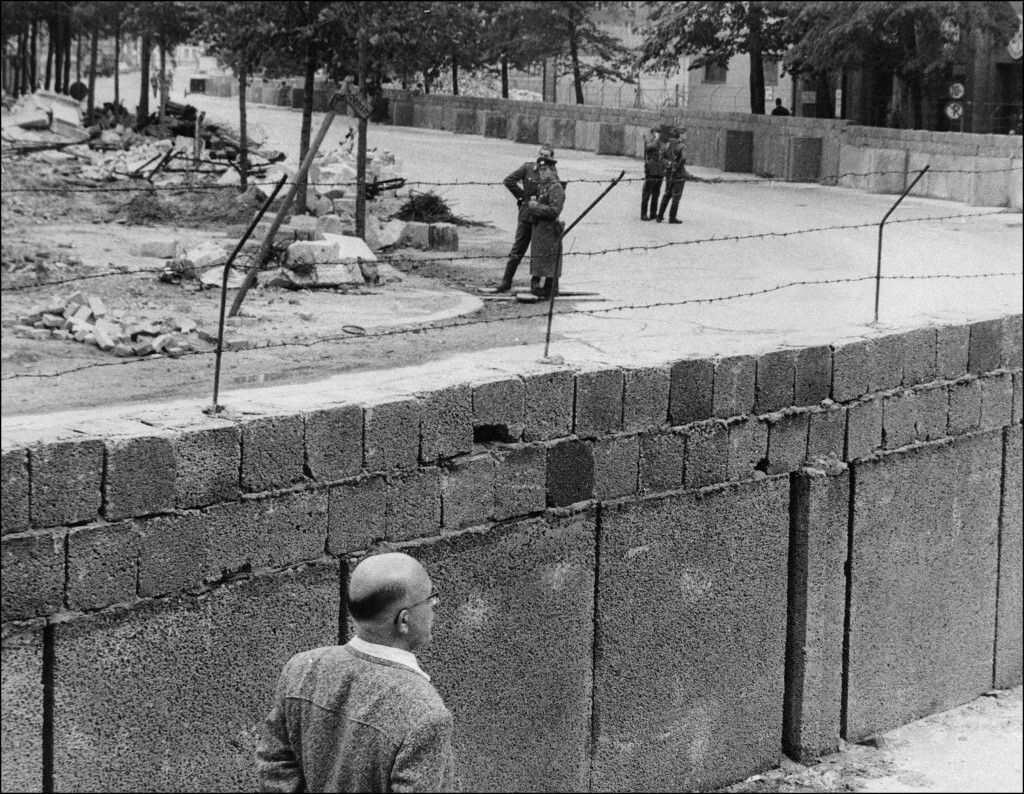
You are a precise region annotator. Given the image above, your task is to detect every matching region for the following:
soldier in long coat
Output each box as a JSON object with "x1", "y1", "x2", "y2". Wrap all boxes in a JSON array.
[
  {"x1": 655, "y1": 133, "x2": 689, "y2": 224},
  {"x1": 526, "y1": 157, "x2": 565, "y2": 298}
]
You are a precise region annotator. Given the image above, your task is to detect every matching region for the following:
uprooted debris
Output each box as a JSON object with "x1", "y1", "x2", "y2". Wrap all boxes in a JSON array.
[{"x1": 11, "y1": 290, "x2": 212, "y2": 358}]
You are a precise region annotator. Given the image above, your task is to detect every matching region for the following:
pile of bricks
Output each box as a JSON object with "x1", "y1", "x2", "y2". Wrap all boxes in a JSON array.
[{"x1": 12, "y1": 291, "x2": 206, "y2": 357}]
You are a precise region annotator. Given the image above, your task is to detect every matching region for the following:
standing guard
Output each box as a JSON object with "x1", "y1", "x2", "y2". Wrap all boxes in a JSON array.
[
  {"x1": 655, "y1": 130, "x2": 688, "y2": 224},
  {"x1": 641, "y1": 127, "x2": 663, "y2": 220}
]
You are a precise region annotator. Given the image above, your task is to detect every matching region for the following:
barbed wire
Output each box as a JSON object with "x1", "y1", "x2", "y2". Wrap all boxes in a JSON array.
[
  {"x1": 3, "y1": 268, "x2": 1020, "y2": 382},
  {"x1": 2, "y1": 163, "x2": 1021, "y2": 194},
  {"x1": 2, "y1": 207, "x2": 1009, "y2": 293}
]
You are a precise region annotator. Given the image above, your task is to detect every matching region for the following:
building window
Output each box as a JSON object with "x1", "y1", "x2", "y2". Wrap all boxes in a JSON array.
[
  {"x1": 763, "y1": 58, "x2": 779, "y2": 86},
  {"x1": 704, "y1": 62, "x2": 728, "y2": 84}
]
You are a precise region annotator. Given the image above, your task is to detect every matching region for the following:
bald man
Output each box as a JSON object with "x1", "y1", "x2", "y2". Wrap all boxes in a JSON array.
[{"x1": 256, "y1": 553, "x2": 456, "y2": 793}]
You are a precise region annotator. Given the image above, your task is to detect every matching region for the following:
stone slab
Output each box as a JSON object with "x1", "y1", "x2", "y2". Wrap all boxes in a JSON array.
[
  {"x1": 996, "y1": 427, "x2": 1023, "y2": 687},
  {"x1": 1, "y1": 625, "x2": 44, "y2": 794}
]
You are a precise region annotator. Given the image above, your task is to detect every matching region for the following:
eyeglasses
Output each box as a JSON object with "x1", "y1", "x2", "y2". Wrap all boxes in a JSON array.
[{"x1": 396, "y1": 589, "x2": 440, "y2": 622}]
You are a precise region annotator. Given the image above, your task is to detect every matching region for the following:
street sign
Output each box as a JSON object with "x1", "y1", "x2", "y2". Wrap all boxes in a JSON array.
[
  {"x1": 945, "y1": 102, "x2": 963, "y2": 120},
  {"x1": 948, "y1": 82, "x2": 965, "y2": 100},
  {"x1": 345, "y1": 90, "x2": 373, "y2": 119}
]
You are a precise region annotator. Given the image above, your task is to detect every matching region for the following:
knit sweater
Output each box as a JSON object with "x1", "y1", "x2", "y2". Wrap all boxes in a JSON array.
[{"x1": 256, "y1": 643, "x2": 457, "y2": 793}]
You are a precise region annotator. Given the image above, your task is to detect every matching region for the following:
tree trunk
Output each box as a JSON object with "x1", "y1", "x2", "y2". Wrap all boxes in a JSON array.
[
  {"x1": 747, "y1": 4, "x2": 766, "y2": 114},
  {"x1": 62, "y1": 17, "x2": 72, "y2": 93},
  {"x1": 909, "y1": 74, "x2": 924, "y2": 130},
  {"x1": 45, "y1": 16, "x2": 54, "y2": 90},
  {"x1": 87, "y1": 14, "x2": 99, "y2": 116},
  {"x1": 451, "y1": 51, "x2": 459, "y2": 96},
  {"x1": 114, "y1": 15, "x2": 121, "y2": 105},
  {"x1": 159, "y1": 33, "x2": 167, "y2": 121},
  {"x1": 238, "y1": 62, "x2": 249, "y2": 189},
  {"x1": 501, "y1": 55, "x2": 509, "y2": 99},
  {"x1": 296, "y1": 41, "x2": 317, "y2": 214},
  {"x1": 76, "y1": 31, "x2": 82, "y2": 83},
  {"x1": 138, "y1": 34, "x2": 151, "y2": 124},
  {"x1": 30, "y1": 19, "x2": 38, "y2": 91},
  {"x1": 13, "y1": 34, "x2": 23, "y2": 98},
  {"x1": 569, "y1": 25, "x2": 584, "y2": 104}
]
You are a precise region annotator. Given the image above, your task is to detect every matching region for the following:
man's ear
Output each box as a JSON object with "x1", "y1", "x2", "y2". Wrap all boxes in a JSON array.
[{"x1": 396, "y1": 609, "x2": 410, "y2": 635}]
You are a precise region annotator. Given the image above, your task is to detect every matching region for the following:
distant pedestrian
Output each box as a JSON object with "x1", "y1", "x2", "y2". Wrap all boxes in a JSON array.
[
  {"x1": 490, "y1": 144, "x2": 560, "y2": 293},
  {"x1": 655, "y1": 132, "x2": 688, "y2": 224},
  {"x1": 525, "y1": 154, "x2": 565, "y2": 298},
  {"x1": 150, "y1": 73, "x2": 159, "y2": 99},
  {"x1": 771, "y1": 98, "x2": 790, "y2": 117},
  {"x1": 256, "y1": 552, "x2": 456, "y2": 793},
  {"x1": 641, "y1": 127, "x2": 663, "y2": 221}
]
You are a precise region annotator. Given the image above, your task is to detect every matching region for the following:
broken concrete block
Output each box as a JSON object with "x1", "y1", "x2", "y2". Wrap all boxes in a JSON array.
[
  {"x1": 45, "y1": 295, "x2": 67, "y2": 315},
  {"x1": 288, "y1": 240, "x2": 341, "y2": 268},
  {"x1": 87, "y1": 296, "x2": 106, "y2": 318},
  {"x1": 73, "y1": 329, "x2": 92, "y2": 343},
  {"x1": 171, "y1": 315, "x2": 197, "y2": 333},
  {"x1": 40, "y1": 313, "x2": 64, "y2": 329},
  {"x1": 181, "y1": 241, "x2": 226, "y2": 270},
  {"x1": 130, "y1": 238, "x2": 178, "y2": 259},
  {"x1": 51, "y1": 330, "x2": 71, "y2": 341},
  {"x1": 315, "y1": 262, "x2": 364, "y2": 286},
  {"x1": 70, "y1": 305, "x2": 93, "y2": 324},
  {"x1": 112, "y1": 343, "x2": 134, "y2": 357},
  {"x1": 400, "y1": 221, "x2": 431, "y2": 249},
  {"x1": 200, "y1": 265, "x2": 245, "y2": 289},
  {"x1": 317, "y1": 214, "x2": 347, "y2": 235},
  {"x1": 92, "y1": 328, "x2": 115, "y2": 350},
  {"x1": 62, "y1": 291, "x2": 87, "y2": 316},
  {"x1": 428, "y1": 223, "x2": 458, "y2": 251},
  {"x1": 217, "y1": 169, "x2": 241, "y2": 186},
  {"x1": 379, "y1": 220, "x2": 406, "y2": 249},
  {"x1": 320, "y1": 232, "x2": 377, "y2": 262},
  {"x1": 288, "y1": 215, "x2": 319, "y2": 233},
  {"x1": 133, "y1": 339, "x2": 155, "y2": 356}
]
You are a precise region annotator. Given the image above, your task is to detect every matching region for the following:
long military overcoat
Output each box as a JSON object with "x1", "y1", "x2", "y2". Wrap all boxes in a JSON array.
[{"x1": 527, "y1": 180, "x2": 565, "y2": 279}]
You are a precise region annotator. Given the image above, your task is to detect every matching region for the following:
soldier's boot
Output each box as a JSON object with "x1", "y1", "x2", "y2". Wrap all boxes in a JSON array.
[{"x1": 494, "y1": 260, "x2": 518, "y2": 293}]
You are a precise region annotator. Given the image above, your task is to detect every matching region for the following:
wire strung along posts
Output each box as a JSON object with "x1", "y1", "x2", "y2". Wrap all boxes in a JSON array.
[
  {"x1": 875, "y1": 165, "x2": 929, "y2": 323},
  {"x1": 228, "y1": 91, "x2": 347, "y2": 318},
  {"x1": 543, "y1": 170, "x2": 626, "y2": 358},
  {"x1": 208, "y1": 174, "x2": 289, "y2": 414}
]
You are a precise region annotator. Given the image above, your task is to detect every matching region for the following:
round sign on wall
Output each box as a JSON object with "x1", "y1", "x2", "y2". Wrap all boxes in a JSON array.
[
  {"x1": 945, "y1": 102, "x2": 964, "y2": 120},
  {"x1": 948, "y1": 82, "x2": 965, "y2": 100}
]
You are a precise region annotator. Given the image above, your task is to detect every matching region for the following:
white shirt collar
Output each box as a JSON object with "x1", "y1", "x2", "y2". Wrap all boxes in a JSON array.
[{"x1": 348, "y1": 635, "x2": 431, "y2": 681}]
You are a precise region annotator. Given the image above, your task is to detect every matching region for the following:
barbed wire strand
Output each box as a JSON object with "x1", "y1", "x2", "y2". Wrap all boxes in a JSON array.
[{"x1": 3, "y1": 269, "x2": 1020, "y2": 382}]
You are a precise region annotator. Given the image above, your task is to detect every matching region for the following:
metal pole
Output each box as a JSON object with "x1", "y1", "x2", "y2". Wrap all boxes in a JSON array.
[
  {"x1": 356, "y1": 4, "x2": 368, "y2": 239},
  {"x1": 228, "y1": 92, "x2": 344, "y2": 317},
  {"x1": 543, "y1": 170, "x2": 625, "y2": 358},
  {"x1": 210, "y1": 174, "x2": 288, "y2": 413},
  {"x1": 874, "y1": 165, "x2": 928, "y2": 323}
]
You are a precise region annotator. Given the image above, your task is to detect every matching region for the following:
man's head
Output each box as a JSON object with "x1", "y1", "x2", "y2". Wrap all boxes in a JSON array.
[
  {"x1": 775, "y1": 97, "x2": 784, "y2": 107},
  {"x1": 537, "y1": 144, "x2": 557, "y2": 167},
  {"x1": 348, "y1": 552, "x2": 438, "y2": 652}
]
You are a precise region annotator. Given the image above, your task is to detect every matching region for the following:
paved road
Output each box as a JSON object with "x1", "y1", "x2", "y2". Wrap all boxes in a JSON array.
[{"x1": 132, "y1": 73, "x2": 1022, "y2": 364}]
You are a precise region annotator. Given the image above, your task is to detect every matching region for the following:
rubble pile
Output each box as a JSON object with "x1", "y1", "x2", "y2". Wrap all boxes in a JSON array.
[{"x1": 12, "y1": 290, "x2": 210, "y2": 358}]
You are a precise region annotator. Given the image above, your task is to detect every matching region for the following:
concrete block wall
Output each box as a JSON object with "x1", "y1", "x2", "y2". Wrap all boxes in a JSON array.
[
  {"x1": 1, "y1": 314, "x2": 1020, "y2": 792},
  {"x1": 382, "y1": 90, "x2": 1023, "y2": 208}
]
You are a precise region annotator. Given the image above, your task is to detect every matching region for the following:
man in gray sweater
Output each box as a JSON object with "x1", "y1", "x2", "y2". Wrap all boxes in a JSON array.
[{"x1": 256, "y1": 553, "x2": 456, "y2": 792}]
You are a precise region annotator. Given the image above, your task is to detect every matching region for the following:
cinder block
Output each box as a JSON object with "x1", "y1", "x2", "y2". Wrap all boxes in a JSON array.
[
  {"x1": 546, "y1": 439, "x2": 594, "y2": 507},
  {"x1": 902, "y1": 328, "x2": 938, "y2": 387},
  {"x1": 594, "y1": 478, "x2": 789, "y2": 791},
  {"x1": 969, "y1": 319, "x2": 1003, "y2": 375},
  {"x1": 728, "y1": 418, "x2": 768, "y2": 480},
  {"x1": 67, "y1": 522, "x2": 141, "y2": 610},
  {"x1": 1, "y1": 627, "x2": 43, "y2": 793},
  {"x1": 807, "y1": 407, "x2": 847, "y2": 462},
  {"x1": 441, "y1": 455, "x2": 495, "y2": 529},
  {"x1": 364, "y1": 398, "x2": 421, "y2": 471},
  {"x1": 1003, "y1": 314, "x2": 1023, "y2": 370},
  {"x1": 472, "y1": 378, "x2": 525, "y2": 441},
  {"x1": 137, "y1": 511, "x2": 206, "y2": 597},
  {"x1": 638, "y1": 431, "x2": 685, "y2": 493},
  {"x1": 52, "y1": 562, "x2": 339, "y2": 792},
  {"x1": 480, "y1": 110, "x2": 507, "y2": 139},
  {"x1": 305, "y1": 404, "x2": 362, "y2": 483},
  {"x1": 785, "y1": 467, "x2": 849, "y2": 760},
  {"x1": 327, "y1": 476, "x2": 386, "y2": 555},
  {"x1": 204, "y1": 490, "x2": 327, "y2": 582},
  {"x1": 240, "y1": 414, "x2": 305, "y2": 493},
  {"x1": 914, "y1": 385, "x2": 949, "y2": 442},
  {"x1": 845, "y1": 398, "x2": 882, "y2": 460},
  {"x1": 522, "y1": 370, "x2": 573, "y2": 442},
  {"x1": 400, "y1": 221, "x2": 430, "y2": 249},
  {"x1": 831, "y1": 341, "x2": 871, "y2": 403},
  {"x1": 869, "y1": 333, "x2": 905, "y2": 393},
  {"x1": 421, "y1": 385, "x2": 473, "y2": 462},
  {"x1": 512, "y1": 115, "x2": 539, "y2": 144},
  {"x1": 766, "y1": 412, "x2": 809, "y2": 474},
  {"x1": 794, "y1": 346, "x2": 835, "y2": 407},
  {"x1": 937, "y1": 324, "x2": 970, "y2": 380},
  {"x1": 166, "y1": 419, "x2": 240, "y2": 509},
  {"x1": 1, "y1": 448, "x2": 29, "y2": 535},
  {"x1": 453, "y1": 109, "x2": 477, "y2": 134},
  {"x1": 493, "y1": 445, "x2": 545, "y2": 520},
  {"x1": 882, "y1": 391, "x2": 917, "y2": 450},
  {"x1": 948, "y1": 379, "x2": 982, "y2": 435},
  {"x1": 846, "y1": 433, "x2": 1002, "y2": 740},
  {"x1": 713, "y1": 355, "x2": 756, "y2": 419},
  {"x1": 538, "y1": 116, "x2": 575, "y2": 150},
  {"x1": 29, "y1": 439, "x2": 104, "y2": 528},
  {"x1": 575, "y1": 369, "x2": 623, "y2": 437},
  {"x1": 755, "y1": 350, "x2": 796, "y2": 414},
  {"x1": 596, "y1": 123, "x2": 625, "y2": 155},
  {"x1": 670, "y1": 359, "x2": 714, "y2": 425},
  {"x1": 427, "y1": 223, "x2": 459, "y2": 251},
  {"x1": 995, "y1": 427, "x2": 1022, "y2": 687},
  {"x1": 414, "y1": 513, "x2": 594, "y2": 792},
  {"x1": 622, "y1": 366, "x2": 670, "y2": 431},
  {"x1": 104, "y1": 434, "x2": 176, "y2": 520},
  {"x1": 980, "y1": 373, "x2": 1014, "y2": 430},
  {"x1": 385, "y1": 468, "x2": 441, "y2": 542},
  {"x1": 592, "y1": 436, "x2": 639, "y2": 500},
  {"x1": 1, "y1": 529, "x2": 65, "y2": 620}
]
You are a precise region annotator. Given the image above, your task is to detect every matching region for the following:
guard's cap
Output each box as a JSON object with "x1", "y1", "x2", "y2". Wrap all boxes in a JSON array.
[{"x1": 537, "y1": 144, "x2": 557, "y2": 165}]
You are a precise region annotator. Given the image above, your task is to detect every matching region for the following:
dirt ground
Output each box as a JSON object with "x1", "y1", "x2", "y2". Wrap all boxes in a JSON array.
[
  {"x1": 723, "y1": 687, "x2": 1023, "y2": 793},
  {"x1": 1, "y1": 151, "x2": 556, "y2": 416}
]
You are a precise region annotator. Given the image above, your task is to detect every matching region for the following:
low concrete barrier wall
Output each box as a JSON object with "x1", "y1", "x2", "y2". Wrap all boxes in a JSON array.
[
  {"x1": 379, "y1": 90, "x2": 1023, "y2": 208},
  {"x1": 2, "y1": 316, "x2": 1021, "y2": 792}
]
